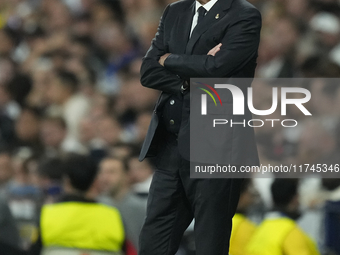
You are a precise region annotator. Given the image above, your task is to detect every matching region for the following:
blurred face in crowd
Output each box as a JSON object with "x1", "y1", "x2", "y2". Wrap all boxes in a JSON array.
[
  {"x1": 67, "y1": 44, "x2": 89, "y2": 63},
  {"x1": 40, "y1": 119, "x2": 66, "y2": 148},
  {"x1": 110, "y1": 144, "x2": 133, "y2": 159},
  {"x1": 65, "y1": 58, "x2": 95, "y2": 96},
  {"x1": 25, "y1": 157, "x2": 40, "y2": 187},
  {"x1": 309, "y1": 80, "x2": 334, "y2": 115},
  {"x1": 0, "y1": 58, "x2": 15, "y2": 85},
  {"x1": 47, "y1": 74, "x2": 72, "y2": 105},
  {"x1": 71, "y1": 17, "x2": 92, "y2": 38},
  {"x1": 271, "y1": 17, "x2": 299, "y2": 55},
  {"x1": 27, "y1": 67, "x2": 52, "y2": 107},
  {"x1": 79, "y1": 117, "x2": 96, "y2": 144},
  {"x1": 0, "y1": 30, "x2": 15, "y2": 56},
  {"x1": 90, "y1": 93, "x2": 110, "y2": 118},
  {"x1": 98, "y1": 158, "x2": 128, "y2": 197},
  {"x1": 118, "y1": 77, "x2": 159, "y2": 112},
  {"x1": 287, "y1": 194, "x2": 300, "y2": 215},
  {"x1": 128, "y1": 157, "x2": 153, "y2": 184},
  {"x1": 11, "y1": 154, "x2": 31, "y2": 185},
  {"x1": 15, "y1": 109, "x2": 40, "y2": 142},
  {"x1": 134, "y1": 11, "x2": 161, "y2": 51},
  {"x1": 43, "y1": 0, "x2": 72, "y2": 31},
  {"x1": 297, "y1": 120, "x2": 336, "y2": 164},
  {"x1": 0, "y1": 84, "x2": 10, "y2": 107},
  {"x1": 317, "y1": 31, "x2": 340, "y2": 48},
  {"x1": 285, "y1": 0, "x2": 308, "y2": 19},
  {"x1": 237, "y1": 182, "x2": 257, "y2": 213},
  {"x1": 0, "y1": 152, "x2": 12, "y2": 184},
  {"x1": 121, "y1": 0, "x2": 156, "y2": 12},
  {"x1": 95, "y1": 22, "x2": 129, "y2": 53},
  {"x1": 91, "y1": 2, "x2": 115, "y2": 26},
  {"x1": 96, "y1": 116, "x2": 122, "y2": 146}
]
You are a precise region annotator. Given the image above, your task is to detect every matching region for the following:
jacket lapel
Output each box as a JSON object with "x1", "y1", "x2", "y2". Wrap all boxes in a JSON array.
[
  {"x1": 185, "y1": 0, "x2": 234, "y2": 54},
  {"x1": 174, "y1": 1, "x2": 195, "y2": 54}
]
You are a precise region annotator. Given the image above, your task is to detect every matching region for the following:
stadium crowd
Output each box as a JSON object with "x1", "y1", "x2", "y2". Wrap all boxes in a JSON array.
[{"x1": 0, "y1": 0, "x2": 340, "y2": 254}]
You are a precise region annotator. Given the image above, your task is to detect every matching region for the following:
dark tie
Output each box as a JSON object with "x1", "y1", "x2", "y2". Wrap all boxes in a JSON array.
[{"x1": 197, "y1": 6, "x2": 207, "y2": 25}]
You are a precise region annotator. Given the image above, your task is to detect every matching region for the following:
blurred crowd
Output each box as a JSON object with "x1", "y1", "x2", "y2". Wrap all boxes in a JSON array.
[{"x1": 1, "y1": 0, "x2": 340, "y2": 254}]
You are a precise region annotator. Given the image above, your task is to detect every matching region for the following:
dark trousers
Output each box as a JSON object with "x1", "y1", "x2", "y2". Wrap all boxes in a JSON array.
[{"x1": 139, "y1": 132, "x2": 243, "y2": 255}]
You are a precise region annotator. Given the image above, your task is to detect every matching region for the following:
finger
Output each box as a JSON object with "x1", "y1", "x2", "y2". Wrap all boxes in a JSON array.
[
  {"x1": 208, "y1": 44, "x2": 222, "y2": 55},
  {"x1": 213, "y1": 45, "x2": 219, "y2": 50},
  {"x1": 209, "y1": 49, "x2": 217, "y2": 56},
  {"x1": 213, "y1": 43, "x2": 222, "y2": 49},
  {"x1": 213, "y1": 48, "x2": 221, "y2": 56},
  {"x1": 213, "y1": 47, "x2": 221, "y2": 55},
  {"x1": 214, "y1": 44, "x2": 222, "y2": 51},
  {"x1": 209, "y1": 44, "x2": 220, "y2": 52}
]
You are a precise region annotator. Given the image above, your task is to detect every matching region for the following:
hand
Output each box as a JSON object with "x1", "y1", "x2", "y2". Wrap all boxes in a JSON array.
[
  {"x1": 207, "y1": 43, "x2": 222, "y2": 56},
  {"x1": 159, "y1": 53, "x2": 171, "y2": 66}
]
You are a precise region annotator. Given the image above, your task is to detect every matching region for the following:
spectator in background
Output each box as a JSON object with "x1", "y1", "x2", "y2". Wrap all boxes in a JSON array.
[
  {"x1": 127, "y1": 154, "x2": 153, "y2": 198},
  {"x1": 230, "y1": 179, "x2": 257, "y2": 255},
  {"x1": 257, "y1": 15, "x2": 301, "y2": 78},
  {"x1": 25, "y1": 60, "x2": 53, "y2": 110},
  {"x1": 0, "y1": 27, "x2": 18, "y2": 57},
  {"x1": 94, "y1": 21, "x2": 139, "y2": 95},
  {"x1": 12, "y1": 106, "x2": 42, "y2": 154},
  {"x1": 36, "y1": 158, "x2": 64, "y2": 204},
  {"x1": 5, "y1": 74, "x2": 32, "y2": 107},
  {"x1": 0, "y1": 148, "x2": 13, "y2": 196},
  {"x1": 40, "y1": 116, "x2": 85, "y2": 157},
  {"x1": 30, "y1": 154, "x2": 133, "y2": 255},
  {"x1": 320, "y1": 179, "x2": 340, "y2": 255},
  {"x1": 97, "y1": 156, "x2": 146, "y2": 250},
  {"x1": 110, "y1": 142, "x2": 137, "y2": 160},
  {"x1": 95, "y1": 115, "x2": 122, "y2": 148},
  {"x1": 64, "y1": 57, "x2": 97, "y2": 97},
  {"x1": 46, "y1": 69, "x2": 90, "y2": 143},
  {"x1": 113, "y1": 74, "x2": 158, "y2": 128},
  {"x1": 0, "y1": 70, "x2": 21, "y2": 122},
  {"x1": 296, "y1": 120, "x2": 337, "y2": 166},
  {"x1": 0, "y1": 195, "x2": 21, "y2": 252},
  {"x1": 6, "y1": 150, "x2": 41, "y2": 250},
  {"x1": 246, "y1": 179, "x2": 320, "y2": 255},
  {"x1": 0, "y1": 110, "x2": 16, "y2": 148},
  {"x1": 310, "y1": 12, "x2": 340, "y2": 56}
]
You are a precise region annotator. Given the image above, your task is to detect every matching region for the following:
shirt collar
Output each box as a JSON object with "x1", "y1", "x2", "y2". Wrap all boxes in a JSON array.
[{"x1": 195, "y1": 0, "x2": 219, "y2": 13}]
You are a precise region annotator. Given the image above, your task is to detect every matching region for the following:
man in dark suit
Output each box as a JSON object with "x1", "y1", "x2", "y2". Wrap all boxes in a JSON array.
[{"x1": 139, "y1": 0, "x2": 261, "y2": 254}]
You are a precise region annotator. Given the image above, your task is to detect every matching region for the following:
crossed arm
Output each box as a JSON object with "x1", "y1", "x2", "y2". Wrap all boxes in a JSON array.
[
  {"x1": 158, "y1": 44, "x2": 221, "y2": 66},
  {"x1": 140, "y1": 5, "x2": 261, "y2": 94}
]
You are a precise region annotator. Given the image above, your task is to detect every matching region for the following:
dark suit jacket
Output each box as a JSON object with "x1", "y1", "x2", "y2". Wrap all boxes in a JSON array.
[{"x1": 139, "y1": 0, "x2": 261, "y2": 165}]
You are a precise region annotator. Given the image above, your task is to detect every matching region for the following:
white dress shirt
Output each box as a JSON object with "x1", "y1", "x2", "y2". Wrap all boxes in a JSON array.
[{"x1": 190, "y1": 0, "x2": 219, "y2": 37}]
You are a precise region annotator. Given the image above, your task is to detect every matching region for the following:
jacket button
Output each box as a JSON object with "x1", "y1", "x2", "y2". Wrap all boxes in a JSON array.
[
  {"x1": 153, "y1": 110, "x2": 157, "y2": 114},
  {"x1": 169, "y1": 120, "x2": 175, "y2": 125},
  {"x1": 170, "y1": 100, "x2": 175, "y2": 105}
]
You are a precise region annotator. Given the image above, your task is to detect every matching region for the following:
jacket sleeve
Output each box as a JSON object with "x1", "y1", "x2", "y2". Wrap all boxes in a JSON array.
[
  {"x1": 140, "y1": 5, "x2": 184, "y2": 95},
  {"x1": 164, "y1": 8, "x2": 262, "y2": 78}
]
